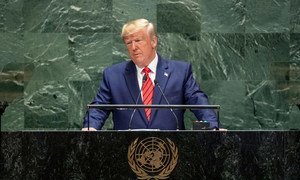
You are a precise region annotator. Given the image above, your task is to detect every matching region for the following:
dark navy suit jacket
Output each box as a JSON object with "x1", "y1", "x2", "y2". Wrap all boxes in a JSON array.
[{"x1": 83, "y1": 55, "x2": 218, "y2": 130}]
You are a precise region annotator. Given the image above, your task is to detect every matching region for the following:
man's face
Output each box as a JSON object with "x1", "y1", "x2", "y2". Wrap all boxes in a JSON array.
[{"x1": 123, "y1": 27, "x2": 157, "y2": 68}]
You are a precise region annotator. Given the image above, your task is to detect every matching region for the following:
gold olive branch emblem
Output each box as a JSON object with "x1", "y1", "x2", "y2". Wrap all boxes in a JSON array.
[{"x1": 128, "y1": 137, "x2": 178, "y2": 179}]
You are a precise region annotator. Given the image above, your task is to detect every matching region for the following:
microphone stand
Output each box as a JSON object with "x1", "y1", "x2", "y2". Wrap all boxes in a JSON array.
[
  {"x1": 128, "y1": 75, "x2": 146, "y2": 130},
  {"x1": 154, "y1": 80, "x2": 179, "y2": 130}
]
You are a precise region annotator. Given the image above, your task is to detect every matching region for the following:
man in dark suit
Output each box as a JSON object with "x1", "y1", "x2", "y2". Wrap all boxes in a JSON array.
[{"x1": 82, "y1": 19, "x2": 218, "y2": 131}]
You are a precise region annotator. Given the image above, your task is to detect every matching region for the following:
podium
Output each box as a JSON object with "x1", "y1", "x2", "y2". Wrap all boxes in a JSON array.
[{"x1": 1, "y1": 131, "x2": 299, "y2": 179}]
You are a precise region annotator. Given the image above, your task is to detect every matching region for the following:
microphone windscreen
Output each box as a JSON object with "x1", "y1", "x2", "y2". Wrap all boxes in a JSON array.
[{"x1": 143, "y1": 75, "x2": 147, "y2": 83}]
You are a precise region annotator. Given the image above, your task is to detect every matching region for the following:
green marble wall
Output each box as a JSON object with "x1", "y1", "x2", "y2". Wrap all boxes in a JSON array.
[{"x1": 1, "y1": 0, "x2": 299, "y2": 131}]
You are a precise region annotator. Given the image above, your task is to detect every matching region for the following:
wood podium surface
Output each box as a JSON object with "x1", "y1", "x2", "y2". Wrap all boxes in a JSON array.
[{"x1": 1, "y1": 131, "x2": 299, "y2": 179}]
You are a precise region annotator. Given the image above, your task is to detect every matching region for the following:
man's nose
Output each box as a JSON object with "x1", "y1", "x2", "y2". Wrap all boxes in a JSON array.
[{"x1": 131, "y1": 41, "x2": 137, "y2": 50}]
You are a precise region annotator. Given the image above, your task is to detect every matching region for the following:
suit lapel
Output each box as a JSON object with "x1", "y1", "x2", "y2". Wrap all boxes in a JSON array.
[
  {"x1": 150, "y1": 55, "x2": 171, "y2": 121},
  {"x1": 124, "y1": 61, "x2": 140, "y2": 103},
  {"x1": 123, "y1": 61, "x2": 148, "y2": 123}
]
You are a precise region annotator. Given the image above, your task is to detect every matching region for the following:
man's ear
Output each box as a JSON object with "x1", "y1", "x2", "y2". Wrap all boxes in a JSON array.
[{"x1": 151, "y1": 35, "x2": 158, "y2": 49}]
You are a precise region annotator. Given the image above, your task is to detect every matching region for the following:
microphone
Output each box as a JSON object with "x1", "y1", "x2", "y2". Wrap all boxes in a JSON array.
[
  {"x1": 154, "y1": 80, "x2": 179, "y2": 130},
  {"x1": 128, "y1": 75, "x2": 147, "y2": 130}
]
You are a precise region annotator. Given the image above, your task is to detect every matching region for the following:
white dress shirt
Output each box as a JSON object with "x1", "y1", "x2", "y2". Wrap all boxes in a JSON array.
[{"x1": 135, "y1": 53, "x2": 158, "y2": 90}]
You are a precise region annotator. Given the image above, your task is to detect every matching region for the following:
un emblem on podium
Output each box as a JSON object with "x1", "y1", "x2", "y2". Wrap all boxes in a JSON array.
[{"x1": 128, "y1": 137, "x2": 178, "y2": 179}]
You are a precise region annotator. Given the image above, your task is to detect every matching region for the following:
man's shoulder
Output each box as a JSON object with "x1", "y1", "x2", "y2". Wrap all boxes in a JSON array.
[{"x1": 161, "y1": 57, "x2": 190, "y2": 68}]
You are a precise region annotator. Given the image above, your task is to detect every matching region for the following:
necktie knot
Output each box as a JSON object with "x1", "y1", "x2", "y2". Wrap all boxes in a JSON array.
[{"x1": 142, "y1": 67, "x2": 151, "y2": 76}]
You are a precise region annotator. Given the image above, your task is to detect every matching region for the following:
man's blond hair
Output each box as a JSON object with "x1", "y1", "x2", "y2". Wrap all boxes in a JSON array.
[{"x1": 121, "y1": 19, "x2": 156, "y2": 39}]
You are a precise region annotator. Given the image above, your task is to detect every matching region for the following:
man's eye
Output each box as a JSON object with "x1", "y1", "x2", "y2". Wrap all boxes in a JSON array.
[{"x1": 126, "y1": 41, "x2": 132, "y2": 45}]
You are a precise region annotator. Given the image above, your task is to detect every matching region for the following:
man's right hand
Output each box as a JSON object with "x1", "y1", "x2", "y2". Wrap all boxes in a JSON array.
[{"x1": 81, "y1": 127, "x2": 97, "y2": 131}]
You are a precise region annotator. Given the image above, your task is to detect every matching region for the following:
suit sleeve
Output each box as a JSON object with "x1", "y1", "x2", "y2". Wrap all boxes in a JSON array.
[
  {"x1": 82, "y1": 68, "x2": 112, "y2": 130},
  {"x1": 183, "y1": 63, "x2": 219, "y2": 128}
]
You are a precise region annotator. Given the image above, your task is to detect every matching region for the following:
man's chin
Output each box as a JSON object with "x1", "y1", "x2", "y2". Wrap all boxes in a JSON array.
[
  {"x1": 133, "y1": 55, "x2": 142, "y2": 60},
  {"x1": 131, "y1": 58, "x2": 145, "y2": 66}
]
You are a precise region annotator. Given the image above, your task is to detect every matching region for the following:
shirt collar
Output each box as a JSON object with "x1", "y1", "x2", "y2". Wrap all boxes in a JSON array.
[{"x1": 136, "y1": 53, "x2": 158, "y2": 75}]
